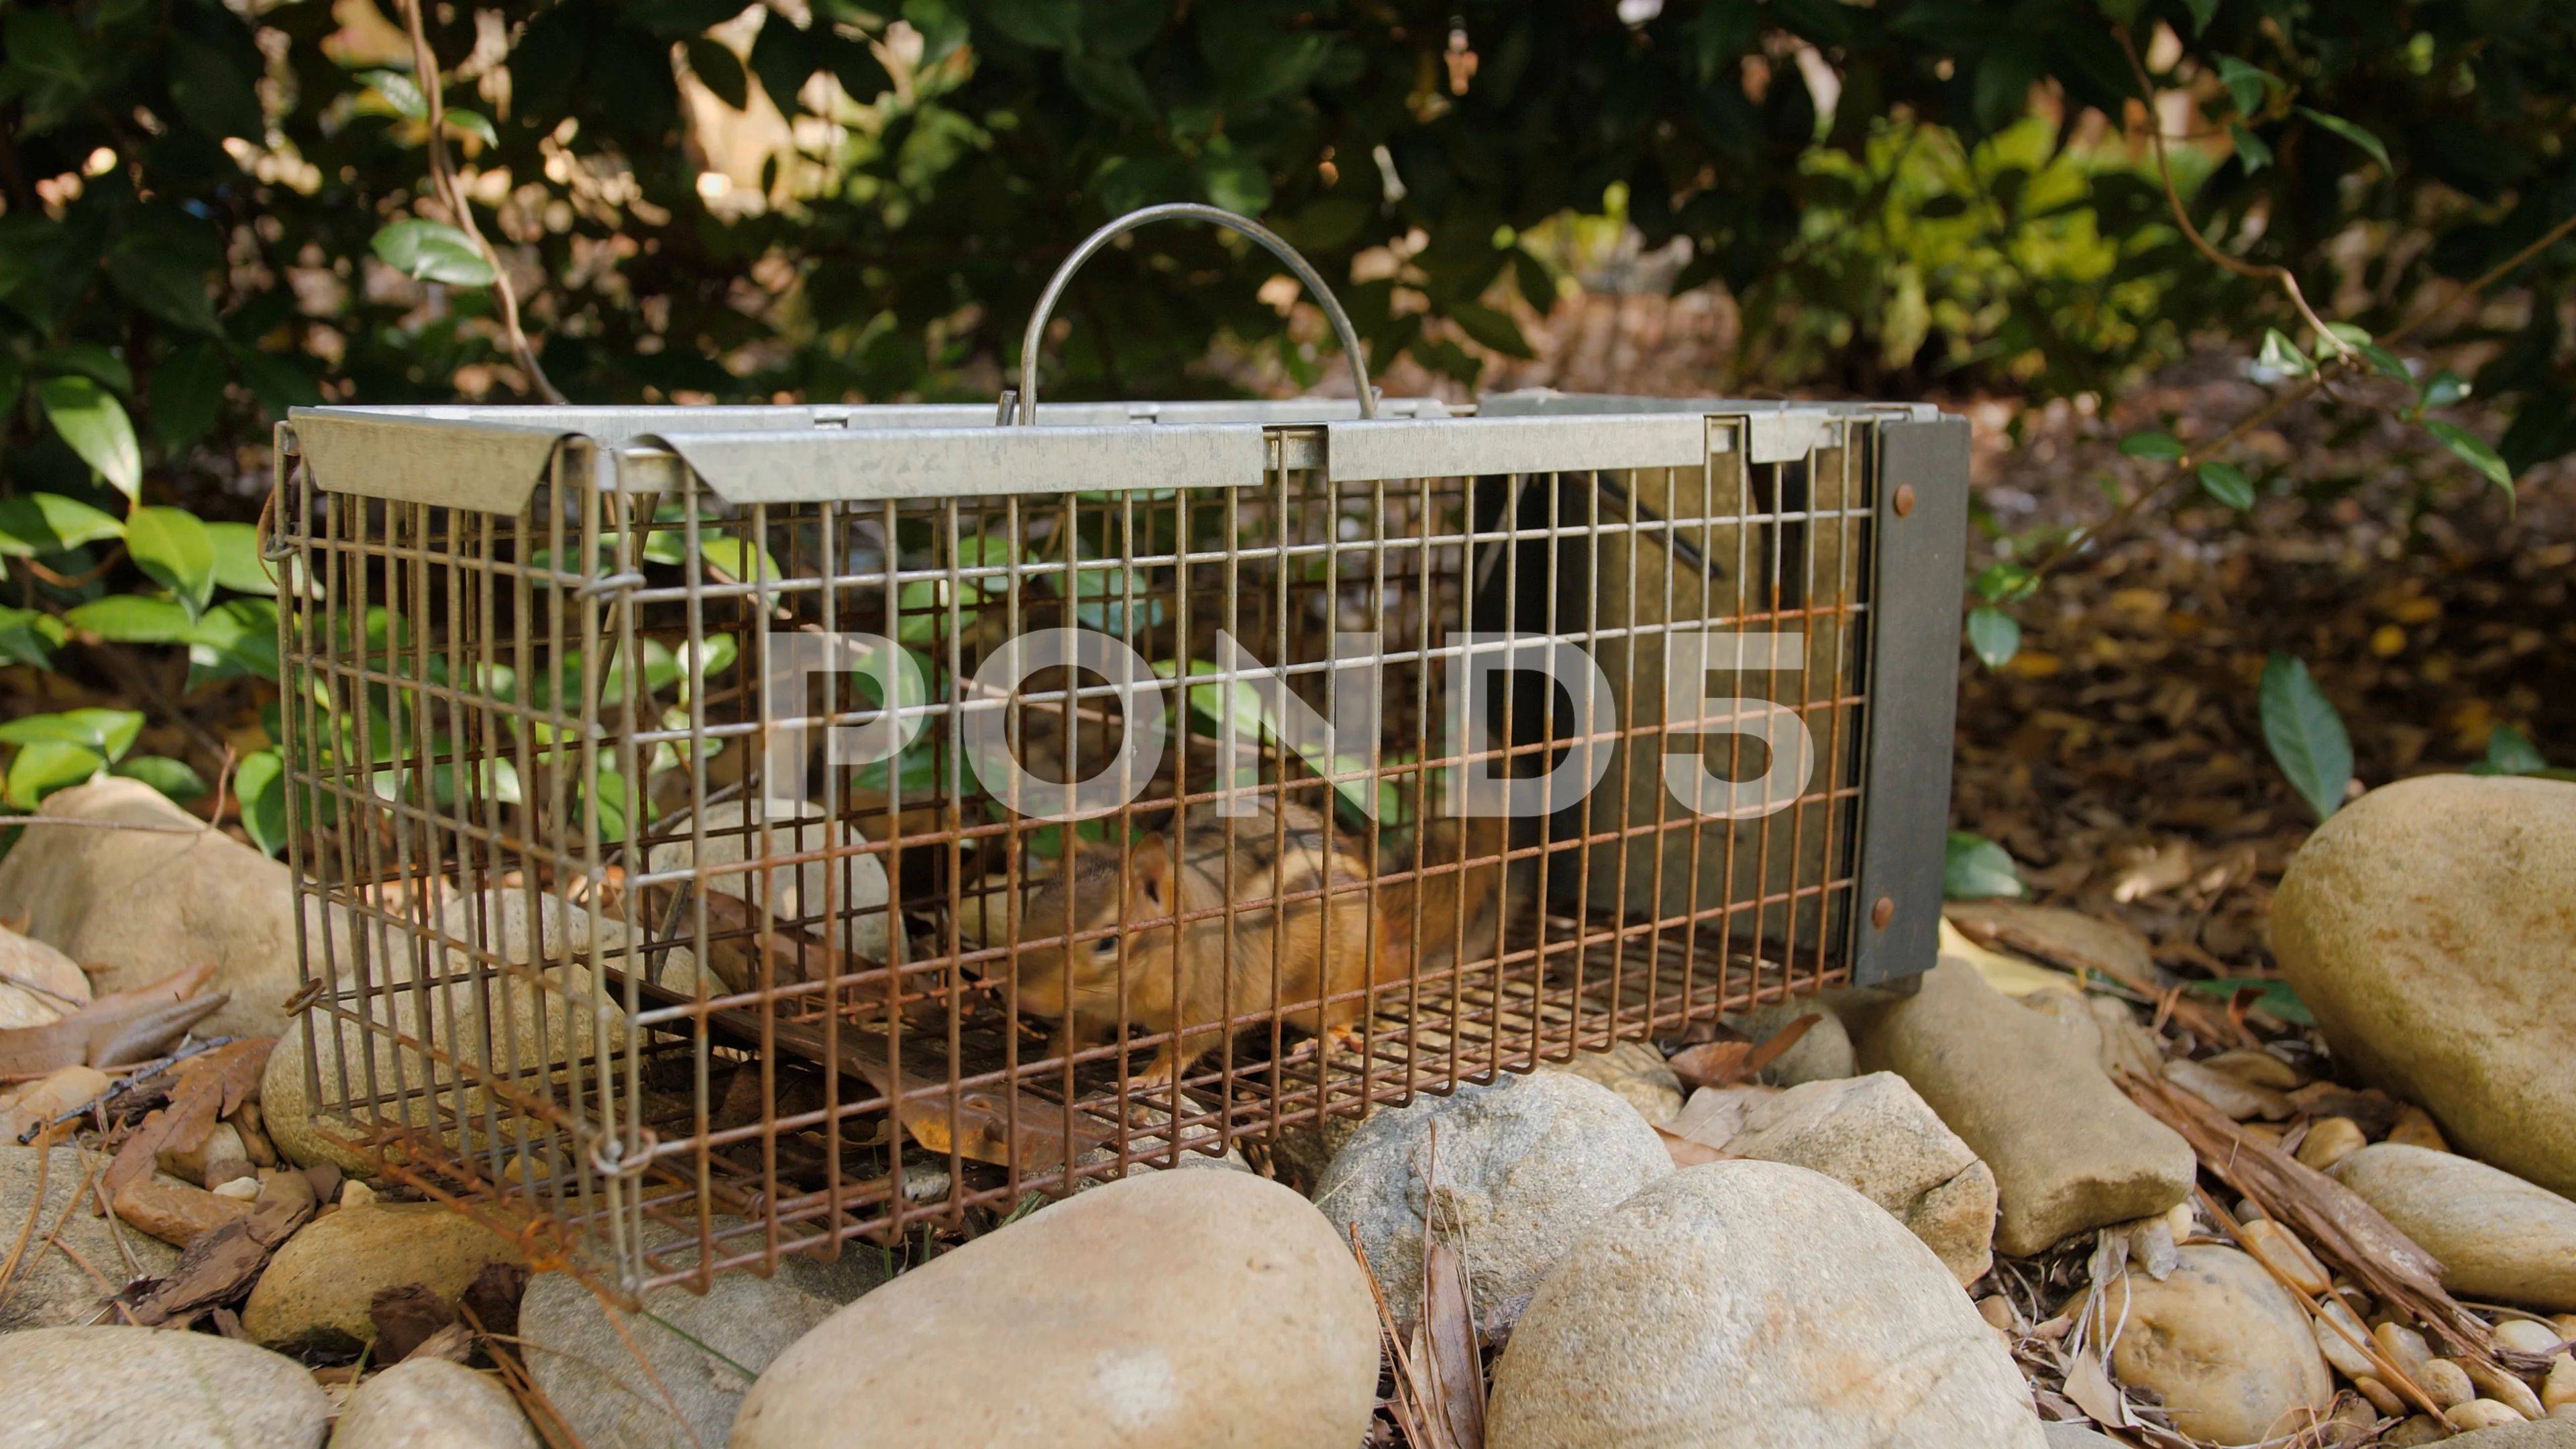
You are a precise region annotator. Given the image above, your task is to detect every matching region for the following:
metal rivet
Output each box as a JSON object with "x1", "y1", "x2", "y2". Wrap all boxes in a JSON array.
[
  {"x1": 1871, "y1": 896, "x2": 1896, "y2": 929},
  {"x1": 1892, "y1": 484, "x2": 1916, "y2": 518}
]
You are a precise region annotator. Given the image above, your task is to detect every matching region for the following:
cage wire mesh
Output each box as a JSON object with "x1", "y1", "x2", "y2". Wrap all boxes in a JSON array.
[{"x1": 266, "y1": 209, "x2": 1965, "y2": 1300}]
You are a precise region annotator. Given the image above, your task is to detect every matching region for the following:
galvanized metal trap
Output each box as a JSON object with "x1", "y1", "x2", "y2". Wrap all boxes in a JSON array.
[{"x1": 268, "y1": 207, "x2": 1968, "y2": 1297}]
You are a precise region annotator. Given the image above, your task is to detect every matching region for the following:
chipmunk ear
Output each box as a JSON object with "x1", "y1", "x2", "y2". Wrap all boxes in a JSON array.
[{"x1": 1130, "y1": 833, "x2": 1172, "y2": 913}]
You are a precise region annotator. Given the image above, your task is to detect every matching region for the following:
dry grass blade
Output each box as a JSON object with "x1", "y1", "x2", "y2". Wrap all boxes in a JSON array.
[
  {"x1": 2198, "y1": 1187, "x2": 2445, "y2": 1422},
  {"x1": 1420, "y1": 1238, "x2": 1486, "y2": 1449},
  {"x1": 2117, "y1": 1069, "x2": 2531, "y2": 1375},
  {"x1": 1350, "y1": 1226, "x2": 1448, "y2": 1449}
]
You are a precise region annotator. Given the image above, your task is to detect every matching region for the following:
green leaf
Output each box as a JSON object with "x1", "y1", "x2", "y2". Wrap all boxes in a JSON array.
[
  {"x1": 2228, "y1": 122, "x2": 2271, "y2": 174},
  {"x1": 2182, "y1": 0, "x2": 2218, "y2": 34},
  {"x1": 358, "y1": 68, "x2": 427, "y2": 120},
  {"x1": 66, "y1": 594, "x2": 197, "y2": 643},
  {"x1": 36, "y1": 375, "x2": 143, "y2": 500},
  {"x1": 2424, "y1": 421, "x2": 2514, "y2": 497},
  {"x1": 2322, "y1": 321, "x2": 2373, "y2": 348},
  {"x1": 2194, "y1": 460, "x2": 2255, "y2": 510},
  {"x1": 2463, "y1": 722, "x2": 2546, "y2": 777},
  {"x1": 233, "y1": 748, "x2": 288, "y2": 857},
  {"x1": 112, "y1": 754, "x2": 209, "y2": 803},
  {"x1": 1195, "y1": 141, "x2": 1272, "y2": 217},
  {"x1": 205, "y1": 522, "x2": 276, "y2": 596},
  {"x1": 2259, "y1": 653, "x2": 2353, "y2": 822},
  {"x1": 1446, "y1": 300, "x2": 1535, "y2": 359},
  {"x1": 186, "y1": 597, "x2": 281, "y2": 684},
  {"x1": 694, "y1": 536, "x2": 784, "y2": 588},
  {"x1": 2353, "y1": 342, "x2": 2411, "y2": 384},
  {"x1": 0, "y1": 708, "x2": 146, "y2": 761},
  {"x1": 372, "y1": 221, "x2": 497, "y2": 286},
  {"x1": 2184, "y1": 977, "x2": 2314, "y2": 1026},
  {"x1": 1943, "y1": 830, "x2": 2024, "y2": 900},
  {"x1": 107, "y1": 232, "x2": 223, "y2": 335},
  {"x1": 1966, "y1": 606, "x2": 2021, "y2": 669},
  {"x1": 2416, "y1": 370, "x2": 2471, "y2": 411},
  {"x1": 1971, "y1": 561, "x2": 2037, "y2": 604},
  {"x1": 443, "y1": 110, "x2": 498, "y2": 148},
  {"x1": 127, "y1": 506, "x2": 217, "y2": 621},
  {"x1": 2255, "y1": 328, "x2": 2312, "y2": 378},
  {"x1": 684, "y1": 36, "x2": 749, "y2": 110},
  {"x1": 2116, "y1": 430, "x2": 2185, "y2": 460},
  {"x1": 4, "y1": 741, "x2": 104, "y2": 810},
  {"x1": 152, "y1": 341, "x2": 230, "y2": 452},
  {"x1": 36, "y1": 343, "x2": 133, "y2": 394},
  {"x1": 2212, "y1": 56, "x2": 2274, "y2": 115},
  {"x1": 0, "y1": 493, "x2": 125, "y2": 559},
  {"x1": 2296, "y1": 107, "x2": 2390, "y2": 170},
  {"x1": 0, "y1": 607, "x2": 66, "y2": 669}
]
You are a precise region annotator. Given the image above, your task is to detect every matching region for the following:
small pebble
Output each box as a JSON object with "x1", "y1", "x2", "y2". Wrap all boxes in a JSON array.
[
  {"x1": 2448, "y1": 1398, "x2": 2527, "y2": 1430},
  {"x1": 2384, "y1": 1415, "x2": 2450, "y2": 1446},
  {"x1": 2558, "y1": 1315, "x2": 2576, "y2": 1339},
  {"x1": 2202, "y1": 1048, "x2": 2304, "y2": 1090},
  {"x1": 2386, "y1": 1106, "x2": 2448, "y2": 1152},
  {"x1": 341, "y1": 1179, "x2": 378, "y2": 1209},
  {"x1": 2164, "y1": 1200, "x2": 2198, "y2": 1241},
  {"x1": 2463, "y1": 1356, "x2": 2545, "y2": 1421},
  {"x1": 2296, "y1": 1117, "x2": 2368, "y2": 1172},
  {"x1": 2354, "y1": 1377, "x2": 2407, "y2": 1417},
  {"x1": 2239, "y1": 1218, "x2": 2331, "y2": 1296},
  {"x1": 2313, "y1": 1299, "x2": 2377, "y2": 1379},
  {"x1": 2375, "y1": 1322, "x2": 2436, "y2": 1382},
  {"x1": 2492, "y1": 1319, "x2": 2563, "y2": 1355},
  {"x1": 2420, "y1": 1358, "x2": 2475, "y2": 1409},
  {"x1": 2544, "y1": 1354, "x2": 2575, "y2": 1411},
  {"x1": 212, "y1": 1177, "x2": 260, "y2": 1201}
]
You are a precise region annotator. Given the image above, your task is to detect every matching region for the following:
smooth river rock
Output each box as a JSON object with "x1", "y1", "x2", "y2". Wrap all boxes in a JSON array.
[
  {"x1": 241, "y1": 1201, "x2": 526, "y2": 1352},
  {"x1": 331, "y1": 1357, "x2": 537, "y2": 1449},
  {"x1": 729, "y1": 1170, "x2": 1381, "y2": 1449},
  {"x1": 2330, "y1": 1144, "x2": 2576, "y2": 1311},
  {"x1": 644, "y1": 797, "x2": 894, "y2": 963},
  {"x1": 1486, "y1": 1160, "x2": 2045, "y2": 1449},
  {"x1": 0, "y1": 776, "x2": 301, "y2": 1040},
  {"x1": 1719, "y1": 997, "x2": 1859, "y2": 1085},
  {"x1": 0, "y1": 1324, "x2": 329, "y2": 1449},
  {"x1": 2104, "y1": 1245, "x2": 2334, "y2": 1446},
  {"x1": 1715, "y1": 1071, "x2": 1999, "y2": 1284},
  {"x1": 1847, "y1": 959, "x2": 2196, "y2": 1254},
  {"x1": 2272, "y1": 774, "x2": 2576, "y2": 1197},
  {"x1": 1313, "y1": 1070, "x2": 1673, "y2": 1325},
  {"x1": 521, "y1": 1216, "x2": 877, "y2": 1449},
  {"x1": 0, "y1": 1144, "x2": 178, "y2": 1330}
]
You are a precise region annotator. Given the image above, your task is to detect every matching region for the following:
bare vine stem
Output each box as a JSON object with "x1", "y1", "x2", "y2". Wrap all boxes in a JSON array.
[
  {"x1": 399, "y1": 0, "x2": 566, "y2": 405},
  {"x1": 2022, "y1": 31, "x2": 2576, "y2": 584}
]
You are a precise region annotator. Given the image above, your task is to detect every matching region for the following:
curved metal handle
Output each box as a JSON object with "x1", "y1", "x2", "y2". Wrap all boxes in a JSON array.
[{"x1": 1014, "y1": 203, "x2": 1377, "y2": 425}]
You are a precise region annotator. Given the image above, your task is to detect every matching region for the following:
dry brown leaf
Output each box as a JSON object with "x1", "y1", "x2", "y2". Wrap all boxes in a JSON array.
[
  {"x1": 1668, "y1": 1014, "x2": 1817, "y2": 1089},
  {"x1": 1654, "y1": 1125, "x2": 1734, "y2": 1167},
  {"x1": 0, "y1": 963, "x2": 225, "y2": 1077},
  {"x1": 2109, "y1": 839, "x2": 2196, "y2": 904},
  {"x1": 370, "y1": 1281, "x2": 458, "y2": 1364},
  {"x1": 1420, "y1": 1238, "x2": 1486, "y2": 1449},
  {"x1": 129, "y1": 1167, "x2": 315, "y2": 1326},
  {"x1": 2061, "y1": 1346, "x2": 2134, "y2": 1430},
  {"x1": 1348, "y1": 1227, "x2": 1442, "y2": 1449},
  {"x1": 103, "y1": 1036, "x2": 274, "y2": 1195}
]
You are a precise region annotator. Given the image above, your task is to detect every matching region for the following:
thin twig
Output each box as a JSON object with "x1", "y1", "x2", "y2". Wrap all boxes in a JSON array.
[
  {"x1": 2116, "y1": 30, "x2": 2348, "y2": 357},
  {"x1": 398, "y1": 0, "x2": 566, "y2": 404},
  {"x1": 0, "y1": 816, "x2": 206, "y2": 835}
]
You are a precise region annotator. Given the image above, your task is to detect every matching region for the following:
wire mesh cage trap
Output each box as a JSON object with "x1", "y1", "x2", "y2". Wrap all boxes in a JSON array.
[{"x1": 268, "y1": 208, "x2": 1969, "y2": 1297}]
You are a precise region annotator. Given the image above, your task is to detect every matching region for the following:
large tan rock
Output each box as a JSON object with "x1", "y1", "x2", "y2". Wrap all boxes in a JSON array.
[
  {"x1": 1715, "y1": 1071, "x2": 1999, "y2": 1284},
  {"x1": 241, "y1": 1202, "x2": 525, "y2": 1352},
  {"x1": 0, "y1": 922, "x2": 87, "y2": 1026},
  {"x1": 730, "y1": 1171, "x2": 1381, "y2": 1449},
  {"x1": 332, "y1": 1356, "x2": 536, "y2": 1449},
  {"x1": 0, "y1": 1325, "x2": 329, "y2": 1449},
  {"x1": 2273, "y1": 774, "x2": 2576, "y2": 1197},
  {"x1": 1486, "y1": 1161, "x2": 2045, "y2": 1449},
  {"x1": 2106, "y1": 1245, "x2": 2336, "y2": 1446},
  {"x1": 2330, "y1": 1144, "x2": 2576, "y2": 1311},
  {"x1": 1847, "y1": 959, "x2": 2196, "y2": 1254},
  {"x1": 1313, "y1": 1071, "x2": 1673, "y2": 1326},
  {"x1": 0, "y1": 776, "x2": 299, "y2": 1039},
  {"x1": 0, "y1": 1145, "x2": 179, "y2": 1330}
]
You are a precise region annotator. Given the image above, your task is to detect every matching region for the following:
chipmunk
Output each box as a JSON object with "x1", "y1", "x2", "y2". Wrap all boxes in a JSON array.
[{"x1": 998, "y1": 804, "x2": 1516, "y2": 1086}]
